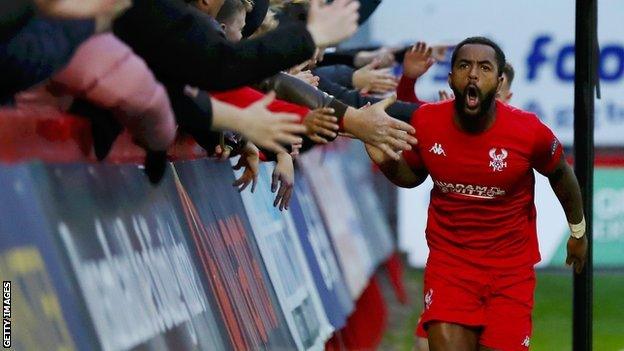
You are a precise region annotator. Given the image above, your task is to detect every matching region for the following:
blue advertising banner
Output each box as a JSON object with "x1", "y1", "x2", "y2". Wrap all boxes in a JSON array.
[
  {"x1": 289, "y1": 171, "x2": 353, "y2": 329},
  {"x1": 0, "y1": 164, "x2": 97, "y2": 351},
  {"x1": 35, "y1": 163, "x2": 230, "y2": 351},
  {"x1": 235, "y1": 161, "x2": 333, "y2": 351},
  {"x1": 300, "y1": 147, "x2": 373, "y2": 299},
  {"x1": 341, "y1": 142, "x2": 394, "y2": 267},
  {"x1": 173, "y1": 159, "x2": 297, "y2": 351}
]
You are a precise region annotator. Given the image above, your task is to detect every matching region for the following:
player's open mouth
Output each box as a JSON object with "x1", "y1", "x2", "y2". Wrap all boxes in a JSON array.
[{"x1": 465, "y1": 85, "x2": 480, "y2": 110}]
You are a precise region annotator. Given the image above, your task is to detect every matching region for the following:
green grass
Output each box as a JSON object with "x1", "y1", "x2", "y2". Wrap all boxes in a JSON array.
[
  {"x1": 382, "y1": 270, "x2": 624, "y2": 350},
  {"x1": 533, "y1": 272, "x2": 624, "y2": 351}
]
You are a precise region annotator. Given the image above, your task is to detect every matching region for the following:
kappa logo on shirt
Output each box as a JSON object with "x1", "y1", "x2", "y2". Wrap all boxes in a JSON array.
[
  {"x1": 521, "y1": 336, "x2": 530, "y2": 347},
  {"x1": 550, "y1": 138, "x2": 560, "y2": 156},
  {"x1": 489, "y1": 148, "x2": 508, "y2": 172},
  {"x1": 429, "y1": 143, "x2": 446, "y2": 156}
]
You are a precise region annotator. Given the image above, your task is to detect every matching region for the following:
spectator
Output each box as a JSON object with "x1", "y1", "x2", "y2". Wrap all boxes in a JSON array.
[
  {"x1": 112, "y1": 0, "x2": 358, "y2": 157},
  {"x1": 276, "y1": 0, "x2": 397, "y2": 69},
  {"x1": 15, "y1": 33, "x2": 177, "y2": 154},
  {"x1": 216, "y1": 0, "x2": 253, "y2": 42},
  {"x1": 241, "y1": 0, "x2": 268, "y2": 38},
  {"x1": 271, "y1": 0, "x2": 419, "y2": 122},
  {"x1": 114, "y1": 0, "x2": 360, "y2": 92},
  {"x1": 211, "y1": 0, "x2": 339, "y2": 146},
  {"x1": 0, "y1": 0, "x2": 134, "y2": 102},
  {"x1": 216, "y1": 0, "x2": 417, "y2": 159}
]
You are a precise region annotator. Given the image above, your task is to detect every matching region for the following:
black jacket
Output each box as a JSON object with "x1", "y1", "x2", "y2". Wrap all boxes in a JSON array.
[
  {"x1": 314, "y1": 64, "x2": 355, "y2": 89},
  {"x1": 113, "y1": 0, "x2": 316, "y2": 91},
  {"x1": 259, "y1": 72, "x2": 348, "y2": 119},
  {"x1": 0, "y1": 0, "x2": 34, "y2": 40}
]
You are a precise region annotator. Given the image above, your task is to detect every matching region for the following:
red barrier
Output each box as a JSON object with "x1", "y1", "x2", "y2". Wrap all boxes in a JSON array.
[
  {"x1": 325, "y1": 276, "x2": 388, "y2": 351},
  {"x1": 384, "y1": 252, "x2": 409, "y2": 305},
  {"x1": 0, "y1": 109, "x2": 207, "y2": 163}
]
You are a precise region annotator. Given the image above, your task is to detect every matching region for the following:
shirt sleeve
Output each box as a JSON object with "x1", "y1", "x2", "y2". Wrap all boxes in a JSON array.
[
  {"x1": 531, "y1": 118, "x2": 563, "y2": 175},
  {"x1": 396, "y1": 75, "x2": 428, "y2": 105},
  {"x1": 402, "y1": 147, "x2": 424, "y2": 169},
  {"x1": 396, "y1": 75, "x2": 418, "y2": 103},
  {"x1": 211, "y1": 87, "x2": 309, "y2": 122}
]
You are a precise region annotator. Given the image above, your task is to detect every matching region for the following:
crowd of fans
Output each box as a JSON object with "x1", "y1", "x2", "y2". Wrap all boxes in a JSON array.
[{"x1": 0, "y1": 0, "x2": 514, "y2": 210}]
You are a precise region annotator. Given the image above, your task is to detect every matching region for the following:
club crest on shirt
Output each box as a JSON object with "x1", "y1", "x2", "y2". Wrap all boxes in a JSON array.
[
  {"x1": 489, "y1": 148, "x2": 508, "y2": 172},
  {"x1": 424, "y1": 289, "x2": 433, "y2": 310}
]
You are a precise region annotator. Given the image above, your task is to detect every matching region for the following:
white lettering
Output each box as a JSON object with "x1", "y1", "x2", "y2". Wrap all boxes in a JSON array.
[
  {"x1": 58, "y1": 215, "x2": 208, "y2": 351},
  {"x1": 433, "y1": 181, "x2": 507, "y2": 199}
]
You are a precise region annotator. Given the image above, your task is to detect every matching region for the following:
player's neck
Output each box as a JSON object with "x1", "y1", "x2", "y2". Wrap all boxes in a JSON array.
[{"x1": 453, "y1": 101, "x2": 497, "y2": 134}]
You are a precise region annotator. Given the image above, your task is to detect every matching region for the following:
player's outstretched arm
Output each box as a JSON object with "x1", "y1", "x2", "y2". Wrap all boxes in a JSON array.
[
  {"x1": 546, "y1": 157, "x2": 588, "y2": 274},
  {"x1": 365, "y1": 143, "x2": 428, "y2": 188}
]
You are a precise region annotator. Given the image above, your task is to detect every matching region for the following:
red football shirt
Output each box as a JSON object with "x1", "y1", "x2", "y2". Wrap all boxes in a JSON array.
[{"x1": 403, "y1": 100, "x2": 563, "y2": 268}]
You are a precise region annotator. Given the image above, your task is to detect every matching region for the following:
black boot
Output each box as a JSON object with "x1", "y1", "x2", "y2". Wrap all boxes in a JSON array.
[{"x1": 69, "y1": 99, "x2": 122, "y2": 161}]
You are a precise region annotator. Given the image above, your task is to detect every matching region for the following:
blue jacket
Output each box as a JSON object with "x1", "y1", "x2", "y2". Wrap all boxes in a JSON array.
[{"x1": 0, "y1": 16, "x2": 94, "y2": 102}]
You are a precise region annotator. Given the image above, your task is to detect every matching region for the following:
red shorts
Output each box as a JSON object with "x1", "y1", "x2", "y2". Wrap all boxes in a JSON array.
[{"x1": 415, "y1": 259, "x2": 535, "y2": 351}]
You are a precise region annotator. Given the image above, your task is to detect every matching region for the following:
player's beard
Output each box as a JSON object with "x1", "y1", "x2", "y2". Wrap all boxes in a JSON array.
[{"x1": 452, "y1": 84, "x2": 497, "y2": 119}]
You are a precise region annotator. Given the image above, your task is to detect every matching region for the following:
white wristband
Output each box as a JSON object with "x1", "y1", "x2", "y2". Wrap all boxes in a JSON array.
[{"x1": 569, "y1": 217, "x2": 586, "y2": 239}]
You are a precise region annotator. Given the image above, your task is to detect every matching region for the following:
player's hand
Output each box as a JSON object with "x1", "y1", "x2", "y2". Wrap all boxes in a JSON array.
[
  {"x1": 304, "y1": 107, "x2": 339, "y2": 144},
  {"x1": 352, "y1": 59, "x2": 398, "y2": 94},
  {"x1": 232, "y1": 142, "x2": 260, "y2": 193},
  {"x1": 566, "y1": 235, "x2": 588, "y2": 274},
  {"x1": 438, "y1": 90, "x2": 454, "y2": 101},
  {"x1": 272, "y1": 152, "x2": 294, "y2": 211},
  {"x1": 343, "y1": 95, "x2": 418, "y2": 161},
  {"x1": 364, "y1": 142, "x2": 395, "y2": 165},
  {"x1": 403, "y1": 41, "x2": 436, "y2": 79}
]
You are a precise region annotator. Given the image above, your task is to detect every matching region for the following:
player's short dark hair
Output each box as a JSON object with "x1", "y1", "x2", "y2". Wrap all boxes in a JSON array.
[
  {"x1": 217, "y1": 0, "x2": 254, "y2": 23},
  {"x1": 503, "y1": 62, "x2": 515, "y2": 86},
  {"x1": 451, "y1": 36, "x2": 506, "y2": 77}
]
